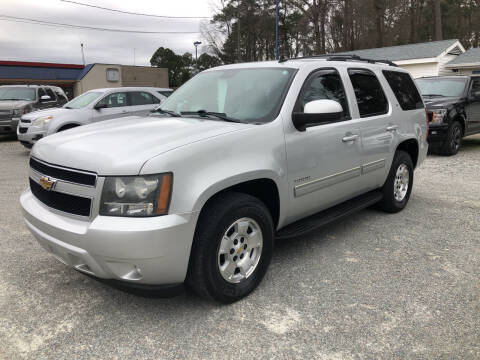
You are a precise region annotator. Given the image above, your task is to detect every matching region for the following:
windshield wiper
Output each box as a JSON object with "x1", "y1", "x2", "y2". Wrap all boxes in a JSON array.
[
  {"x1": 181, "y1": 110, "x2": 244, "y2": 123},
  {"x1": 422, "y1": 94, "x2": 444, "y2": 97},
  {"x1": 152, "y1": 108, "x2": 182, "y2": 117},
  {"x1": 0, "y1": 98, "x2": 26, "y2": 101}
]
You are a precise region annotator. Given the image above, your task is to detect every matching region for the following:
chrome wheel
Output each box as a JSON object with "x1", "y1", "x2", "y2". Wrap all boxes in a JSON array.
[
  {"x1": 451, "y1": 126, "x2": 461, "y2": 153},
  {"x1": 394, "y1": 164, "x2": 409, "y2": 202},
  {"x1": 217, "y1": 217, "x2": 263, "y2": 284}
]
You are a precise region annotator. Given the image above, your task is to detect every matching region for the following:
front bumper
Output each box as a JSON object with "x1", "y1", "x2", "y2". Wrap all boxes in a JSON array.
[
  {"x1": 0, "y1": 117, "x2": 19, "y2": 134},
  {"x1": 427, "y1": 124, "x2": 449, "y2": 145},
  {"x1": 17, "y1": 124, "x2": 46, "y2": 146},
  {"x1": 20, "y1": 189, "x2": 198, "y2": 285}
]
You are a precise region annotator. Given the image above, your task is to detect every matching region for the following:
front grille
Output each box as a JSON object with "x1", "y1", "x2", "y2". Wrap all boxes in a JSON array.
[
  {"x1": 428, "y1": 112, "x2": 433, "y2": 122},
  {"x1": 18, "y1": 127, "x2": 27, "y2": 134},
  {"x1": 21, "y1": 119, "x2": 31, "y2": 123},
  {"x1": 30, "y1": 157, "x2": 97, "y2": 186},
  {"x1": 30, "y1": 178, "x2": 91, "y2": 216},
  {"x1": 0, "y1": 112, "x2": 11, "y2": 120}
]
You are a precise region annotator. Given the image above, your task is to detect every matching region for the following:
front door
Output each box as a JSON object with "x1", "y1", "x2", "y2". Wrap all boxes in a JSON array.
[
  {"x1": 92, "y1": 91, "x2": 131, "y2": 122},
  {"x1": 284, "y1": 68, "x2": 364, "y2": 223},
  {"x1": 128, "y1": 91, "x2": 161, "y2": 116},
  {"x1": 465, "y1": 77, "x2": 480, "y2": 135}
]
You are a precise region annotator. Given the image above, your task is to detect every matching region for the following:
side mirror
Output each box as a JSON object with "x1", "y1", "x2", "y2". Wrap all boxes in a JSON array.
[
  {"x1": 94, "y1": 102, "x2": 107, "y2": 110},
  {"x1": 292, "y1": 99, "x2": 344, "y2": 131},
  {"x1": 40, "y1": 95, "x2": 51, "y2": 102}
]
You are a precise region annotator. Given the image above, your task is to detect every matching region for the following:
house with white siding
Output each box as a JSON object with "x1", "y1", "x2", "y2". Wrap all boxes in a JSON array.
[
  {"x1": 444, "y1": 48, "x2": 480, "y2": 76},
  {"x1": 335, "y1": 39, "x2": 465, "y2": 78}
]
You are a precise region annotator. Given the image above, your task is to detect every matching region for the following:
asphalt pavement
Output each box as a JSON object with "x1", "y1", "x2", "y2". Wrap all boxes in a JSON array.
[{"x1": 0, "y1": 134, "x2": 479, "y2": 359}]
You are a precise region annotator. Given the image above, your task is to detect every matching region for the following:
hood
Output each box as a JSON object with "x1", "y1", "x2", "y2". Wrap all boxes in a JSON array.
[
  {"x1": 21, "y1": 107, "x2": 72, "y2": 120},
  {"x1": 422, "y1": 96, "x2": 462, "y2": 109},
  {"x1": 32, "y1": 115, "x2": 253, "y2": 175},
  {"x1": 0, "y1": 100, "x2": 33, "y2": 110}
]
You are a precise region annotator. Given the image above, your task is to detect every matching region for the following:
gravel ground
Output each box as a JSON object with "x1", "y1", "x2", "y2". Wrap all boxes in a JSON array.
[{"x1": 0, "y1": 134, "x2": 479, "y2": 359}]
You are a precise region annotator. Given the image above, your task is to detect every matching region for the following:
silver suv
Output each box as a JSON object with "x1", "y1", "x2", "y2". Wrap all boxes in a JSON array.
[
  {"x1": 0, "y1": 85, "x2": 67, "y2": 136},
  {"x1": 20, "y1": 56, "x2": 428, "y2": 302},
  {"x1": 17, "y1": 87, "x2": 171, "y2": 148}
]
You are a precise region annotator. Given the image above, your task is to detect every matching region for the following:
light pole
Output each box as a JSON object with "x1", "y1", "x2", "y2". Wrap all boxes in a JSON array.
[
  {"x1": 275, "y1": 0, "x2": 279, "y2": 60},
  {"x1": 194, "y1": 41, "x2": 202, "y2": 72}
]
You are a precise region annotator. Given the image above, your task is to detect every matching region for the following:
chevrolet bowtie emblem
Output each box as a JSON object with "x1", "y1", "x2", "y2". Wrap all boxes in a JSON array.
[{"x1": 39, "y1": 176, "x2": 56, "y2": 191}]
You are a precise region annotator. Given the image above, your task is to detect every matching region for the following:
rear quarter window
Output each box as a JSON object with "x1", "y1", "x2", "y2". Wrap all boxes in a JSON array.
[
  {"x1": 383, "y1": 70, "x2": 424, "y2": 110},
  {"x1": 348, "y1": 69, "x2": 389, "y2": 118}
]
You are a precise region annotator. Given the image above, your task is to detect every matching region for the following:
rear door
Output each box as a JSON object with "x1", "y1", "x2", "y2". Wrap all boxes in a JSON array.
[
  {"x1": 346, "y1": 68, "x2": 396, "y2": 190},
  {"x1": 465, "y1": 77, "x2": 480, "y2": 134},
  {"x1": 128, "y1": 91, "x2": 161, "y2": 116},
  {"x1": 91, "y1": 91, "x2": 131, "y2": 122}
]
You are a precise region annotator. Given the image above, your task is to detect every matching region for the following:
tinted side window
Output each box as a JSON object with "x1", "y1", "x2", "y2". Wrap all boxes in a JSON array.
[
  {"x1": 130, "y1": 91, "x2": 159, "y2": 105},
  {"x1": 470, "y1": 78, "x2": 480, "y2": 94},
  {"x1": 98, "y1": 92, "x2": 128, "y2": 108},
  {"x1": 45, "y1": 88, "x2": 56, "y2": 101},
  {"x1": 54, "y1": 89, "x2": 68, "y2": 103},
  {"x1": 294, "y1": 69, "x2": 350, "y2": 119},
  {"x1": 383, "y1": 70, "x2": 423, "y2": 110},
  {"x1": 38, "y1": 88, "x2": 46, "y2": 99},
  {"x1": 348, "y1": 69, "x2": 388, "y2": 117}
]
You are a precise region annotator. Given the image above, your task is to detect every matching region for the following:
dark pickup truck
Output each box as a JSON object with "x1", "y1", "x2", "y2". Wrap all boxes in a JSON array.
[{"x1": 416, "y1": 76, "x2": 480, "y2": 156}]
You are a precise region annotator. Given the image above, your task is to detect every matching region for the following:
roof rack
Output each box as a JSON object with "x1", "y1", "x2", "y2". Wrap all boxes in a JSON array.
[{"x1": 278, "y1": 54, "x2": 398, "y2": 67}]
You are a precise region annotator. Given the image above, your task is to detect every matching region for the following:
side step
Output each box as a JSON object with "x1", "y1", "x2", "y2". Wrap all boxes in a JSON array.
[{"x1": 275, "y1": 190, "x2": 383, "y2": 240}]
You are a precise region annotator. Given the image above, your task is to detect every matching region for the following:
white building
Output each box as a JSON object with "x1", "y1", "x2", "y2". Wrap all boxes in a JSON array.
[
  {"x1": 444, "y1": 48, "x2": 480, "y2": 76},
  {"x1": 337, "y1": 39, "x2": 465, "y2": 78}
]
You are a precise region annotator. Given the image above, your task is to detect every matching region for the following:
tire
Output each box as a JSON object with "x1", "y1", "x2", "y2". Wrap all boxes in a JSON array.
[
  {"x1": 377, "y1": 150, "x2": 414, "y2": 213},
  {"x1": 187, "y1": 192, "x2": 274, "y2": 303},
  {"x1": 441, "y1": 121, "x2": 462, "y2": 156}
]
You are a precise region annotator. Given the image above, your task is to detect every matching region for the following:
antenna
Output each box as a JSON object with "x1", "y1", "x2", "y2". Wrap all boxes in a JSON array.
[
  {"x1": 133, "y1": 48, "x2": 136, "y2": 66},
  {"x1": 80, "y1": 43, "x2": 86, "y2": 66}
]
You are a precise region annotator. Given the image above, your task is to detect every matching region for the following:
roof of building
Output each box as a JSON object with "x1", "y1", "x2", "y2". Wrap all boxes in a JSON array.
[
  {"x1": 446, "y1": 48, "x2": 480, "y2": 67},
  {"x1": 334, "y1": 39, "x2": 461, "y2": 61}
]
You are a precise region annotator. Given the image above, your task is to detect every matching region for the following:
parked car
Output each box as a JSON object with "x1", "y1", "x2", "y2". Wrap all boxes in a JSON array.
[
  {"x1": 0, "y1": 85, "x2": 67, "y2": 136},
  {"x1": 416, "y1": 75, "x2": 480, "y2": 156},
  {"x1": 20, "y1": 56, "x2": 428, "y2": 302},
  {"x1": 17, "y1": 87, "x2": 172, "y2": 148}
]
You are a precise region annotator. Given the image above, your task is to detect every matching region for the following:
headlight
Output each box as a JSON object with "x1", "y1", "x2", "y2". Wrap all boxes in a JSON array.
[
  {"x1": 32, "y1": 115, "x2": 53, "y2": 127},
  {"x1": 100, "y1": 173, "x2": 172, "y2": 217},
  {"x1": 431, "y1": 109, "x2": 447, "y2": 124},
  {"x1": 12, "y1": 109, "x2": 23, "y2": 117}
]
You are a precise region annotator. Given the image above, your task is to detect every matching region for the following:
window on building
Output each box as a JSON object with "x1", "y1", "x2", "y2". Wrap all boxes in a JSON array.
[
  {"x1": 348, "y1": 69, "x2": 389, "y2": 117},
  {"x1": 106, "y1": 68, "x2": 120, "y2": 82},
  {"x1": 383, "y1": 70, "x2": 424, "y2": 110},
  {"x1": 294, "y1": 68, "x2": 350, "y2": 119},
  {"x1": 44, "y1": 88, "x2": 56, "y2": 101}
]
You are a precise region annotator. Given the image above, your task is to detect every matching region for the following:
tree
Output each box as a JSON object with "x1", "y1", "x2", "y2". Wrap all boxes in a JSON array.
[
  {"x1": 197, "y1": 53, "x2": 222, "y2": 71},
  {"x1": 150, "y1": 47, "x2": 193, "y2": 87},
  {"x1": 434, "y1": 0, "x2": 443, "y2": 40}
]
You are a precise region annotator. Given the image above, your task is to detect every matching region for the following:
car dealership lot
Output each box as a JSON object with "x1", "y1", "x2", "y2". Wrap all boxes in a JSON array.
[{"x1": 0, "y1": 135, "x2": 479, "y2": 359}]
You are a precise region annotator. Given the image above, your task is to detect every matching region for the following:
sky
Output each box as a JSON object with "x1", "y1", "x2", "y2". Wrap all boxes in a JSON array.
[{"x1": 0, "y1": 0, "x2": 216, "y2": 66}]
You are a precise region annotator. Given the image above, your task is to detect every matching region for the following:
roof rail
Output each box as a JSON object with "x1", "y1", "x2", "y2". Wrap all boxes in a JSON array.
[{"x1": 279, "y1": 54, "x2": 398, "y2": 67}]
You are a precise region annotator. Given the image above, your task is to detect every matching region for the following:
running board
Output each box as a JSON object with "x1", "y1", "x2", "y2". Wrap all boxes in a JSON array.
[{"x1": 276, "y1": 190, "x2": 383, "y2": 240}]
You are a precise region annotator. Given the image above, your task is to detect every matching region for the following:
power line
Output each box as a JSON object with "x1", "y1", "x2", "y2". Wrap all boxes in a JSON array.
[
  {"x1": 0, "y1": 15, "x2": 201, "y2": 33},
  {"x1": 60, "y1": 0, "x2": 211, "y2": 19}
]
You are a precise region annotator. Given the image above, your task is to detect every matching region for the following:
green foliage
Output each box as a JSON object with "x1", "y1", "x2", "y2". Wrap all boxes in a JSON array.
[{"x1": 150, "y1": 47, "x2": 222, "y2": 87}]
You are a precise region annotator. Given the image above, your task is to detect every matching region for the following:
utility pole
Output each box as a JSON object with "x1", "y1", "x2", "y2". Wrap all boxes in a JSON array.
[
  {"x1": 275, "y1": 0, "x2": 279, "y2": 60},
  {"x1": 237, "y1": 18, "x2": 241, "y2": 63},
  {"x1": 80, "y1": 43, "x2": 86, "y2": 66},
  {"x1": 194, "y1": 41, "x2": 202, "y2": 72},
  {"x1": 133, "y1": 48, "x2": 136, "y2": 66}
]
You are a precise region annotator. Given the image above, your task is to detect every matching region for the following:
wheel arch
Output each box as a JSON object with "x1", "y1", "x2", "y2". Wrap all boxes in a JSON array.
[
  {"x1": 56, "y1": 123, "x2": 82, "y2": 132},
  {"x1": 195, "y1": 176, "x2": 282, "y2": 230},
  {"x1": 396, "y1": 138, "x2": 419, "y2": 168}
]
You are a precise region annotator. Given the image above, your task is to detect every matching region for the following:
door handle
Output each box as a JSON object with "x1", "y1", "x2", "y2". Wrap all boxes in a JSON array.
[
  {"x1": 342, "y1": 134, "x2": 359, "y2": 142},
  {"x1": 386, "y1": 125, "x2": 398, "y2": 132}
]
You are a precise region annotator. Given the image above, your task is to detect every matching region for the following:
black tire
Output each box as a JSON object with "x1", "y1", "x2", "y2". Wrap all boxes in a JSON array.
[
  {"x1": 441, "y1": 121, "x2": 462, "y2": 156},
  {"x1": 377, "y1": 150, "x2": 414, "y2": 213},
  {"x1": 187, "y1": 192, "x2": 274, "y2": 303}
]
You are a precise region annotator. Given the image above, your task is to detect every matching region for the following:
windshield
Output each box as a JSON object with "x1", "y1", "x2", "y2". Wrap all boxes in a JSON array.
[
  {"x1": 416, "y1": 78, "x2": 468, "y2": 97},
  {"x1": 0, "y1": 87, "x2": 36, "y2": 101},
  {"x1": 64, "y1": 91, "x2": 102, "y2": 109},
  {"x1": 158, "y1": 67, "x2": 297, "y2": 123}
]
